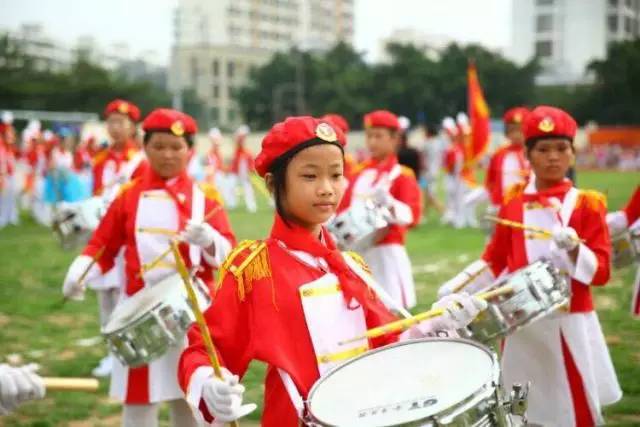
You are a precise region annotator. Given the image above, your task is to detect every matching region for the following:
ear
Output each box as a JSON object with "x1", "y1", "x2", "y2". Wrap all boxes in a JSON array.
[{"x1": 264, "y1": 172, "x2": 275, "y2": 194}]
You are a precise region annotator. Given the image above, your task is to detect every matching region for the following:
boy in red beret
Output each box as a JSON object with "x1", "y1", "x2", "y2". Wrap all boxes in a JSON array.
[
  {"x1": 485, "y1": 107, "x2": 531, "y2": 208},
  {"x1": 440, "y1": 106, "x2": 622, "y2": 426},
  {"x1": 338, "y1": 110, "x2": 422, "y2": 310},
  {"x1": 62, "y1": 108, "x2": 236, "y2": 427},
  {"x1": 178, "y1": 115, "x2": 485, "y2": 426}
]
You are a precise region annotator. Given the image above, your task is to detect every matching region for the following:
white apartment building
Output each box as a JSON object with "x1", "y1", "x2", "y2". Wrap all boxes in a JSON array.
[
  {"x1": 508, "y1": 0, "x2": 639, "y2": 85},
  {"x1": 169, "y1": 0, "x2": 355, "y2": 128}
]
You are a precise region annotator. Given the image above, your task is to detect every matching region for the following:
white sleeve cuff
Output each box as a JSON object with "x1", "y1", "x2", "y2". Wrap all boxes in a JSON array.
[
  {"x1": 606, "y1": 211, "x2": 628, "y2": 235},
  {"x1": 388, "y1": 197, "x2": 413, "y2": 226},
  {"x1": 573, "y1": 243, "x2": 598, "y2": 285},
  {"x1": 202, "y1": 229, "x2": 233, "y2": 268},
  {"x1": 186, "y1": 366, "x2": 214, "y2": 410}
]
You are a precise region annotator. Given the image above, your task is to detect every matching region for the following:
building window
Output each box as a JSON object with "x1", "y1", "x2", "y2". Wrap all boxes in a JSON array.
[
  {"x1": 609, "y1": 0, "x2": 618, "y2": 6},
  {"x1": 535, "y1": 40, "x2": 553, "y2": 57},
  {"x1": 536, "y1": 0, "x2": 554, "y2": 5},
  {"x1": 228, "y1": 109, "x2": 237, "y2": 122},
  {"x1": 211, "y1": 107, "x2": 219, "y2": 122},
  {"x1": 227, "y1": 61, "x2": 235, "y2": 78},
  {"x1": 536, "y1": 14, "x2": 553, "y2": 32},
  {"x1": 608, "y1": 14, "x2": 619, "y2": 32},
  {"x1": 212, "y1": 59, "x2": 219, "y2": 77},
  {"x1": 212, "y1": 85, "x2": 219, "y2": 98},
  {"x1": 625, "y1": 16, "x2": 633, "y2": 33}
]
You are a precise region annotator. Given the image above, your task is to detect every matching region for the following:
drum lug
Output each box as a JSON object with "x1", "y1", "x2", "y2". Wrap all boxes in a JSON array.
[{"x1": 508, "y1": 382, "x2": 529, "y2": 418}]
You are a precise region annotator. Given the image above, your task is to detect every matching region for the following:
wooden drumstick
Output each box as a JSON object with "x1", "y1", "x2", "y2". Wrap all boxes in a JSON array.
[
  {"x1": 138, "y1": 205, "x2": 222, "y2": 278},
  {"x1": 338, "y1": 284, "x2": 515, "y2": 345},
  {"x1": 450, "y1": 263, "x2": 490, "y2": 294},
  {"x1": 170, "y1": 242, "x2": 240, "y2": 427},
  {"x1": 485, "y1": 215, "x2": 585, "y2": 243},
  {"x1": 43, "y1": 377, "x2": 99, "y2": 392}
]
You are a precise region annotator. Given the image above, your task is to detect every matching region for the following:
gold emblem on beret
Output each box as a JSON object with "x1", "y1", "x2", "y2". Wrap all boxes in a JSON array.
[
  {"x1": 171, "y1": 120, "x2": 185, "y2": 136},
  {"x1": 364, "y1": 116, "x2": 372, "y2": 129},
  {"x1": 514, "y1": 112, "x2": 523, "y2": 123},
  {"x1": 538, "y1": 117, "x2": 555, "y2": 133},
  {"x1": 316, "y1": 122, "x2": 337, "y2": 142},
  {"x1": 118, "y1": 103, "x2": 129, "y2": 114}
]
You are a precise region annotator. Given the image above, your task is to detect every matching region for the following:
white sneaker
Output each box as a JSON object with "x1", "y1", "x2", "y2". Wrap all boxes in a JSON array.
[{"x1": 92, "y1": 355, "x2": 113, "y2": 377}]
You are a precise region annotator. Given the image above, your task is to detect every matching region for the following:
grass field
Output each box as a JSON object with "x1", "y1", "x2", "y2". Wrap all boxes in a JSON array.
[{"x1": 0, "y1": 170, "x2": 638, "y2": 426}]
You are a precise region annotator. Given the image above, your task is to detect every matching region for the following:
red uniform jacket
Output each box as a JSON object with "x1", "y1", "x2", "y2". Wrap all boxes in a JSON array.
[{"x1": 484, "y1": 143, "x2": 529, "y2": 206}]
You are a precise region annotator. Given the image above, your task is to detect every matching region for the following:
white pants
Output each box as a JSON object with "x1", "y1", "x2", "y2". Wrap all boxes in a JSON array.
[
  {"x1": 227, "y1": 174, "x2": 257, "y2": 212},
  {"x1": 443, "y1": 175, "x2": 465, "y2": 228},
  {"x1": 0, "y1": 175, "x2": 19, "y2": 227},
  {"x1": 363, "y1": 244, "x2": 416, "y2": 310},
  {"x1": 122, "y1": 399, "x2": 198, "y2": 427}
]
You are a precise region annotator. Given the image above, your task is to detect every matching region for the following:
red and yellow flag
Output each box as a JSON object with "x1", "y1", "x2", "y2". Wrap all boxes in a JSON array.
[{"x1": 467, "y1": 61, "x2": 491, "y2": 164}]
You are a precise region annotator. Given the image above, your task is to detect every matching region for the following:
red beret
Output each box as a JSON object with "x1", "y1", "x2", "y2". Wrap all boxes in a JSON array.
[
  {"x1": 255, "y1": 116, "x2": 346, "y2": 177},
  {"x1": 503, "y1": 107, "x2": 530, "y2": 125},
  {"x1": 104, "y1": 99, "x2": 141, "y2": 122},
  {"x1": 363, "y1": 110, "x2": 399, "y2": 131},
  {"x1": 522, "y1": 106, "x2": 577, "y2": 142},
  {"x1": 142, "y1": 108, "x2": 197, "y2": 137},
  {"x1": 321, "y1": 113, "x2": 350, "y2": 133}
]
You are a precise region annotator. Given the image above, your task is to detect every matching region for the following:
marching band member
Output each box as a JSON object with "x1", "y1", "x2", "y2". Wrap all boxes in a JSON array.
[
  {"x1": 0, "y1": 364, "x2": 45, "y2": 416},
  {"x1": 0, "y1": 112, "x2": 19, "y2": 227},
  {"x1": 227, "y1": 124, "x2": 257, "y2": 212},
  {"x1": 178, "y1": 115, "x2": 485, "y2": 426},
  {"x1": 440, "y1": 106, "x2": 622, "y2": 426},
  {"x1": 89, "y1": 99, "x2": 147, "y2": 377},
  {"x1": 205, "y1": 128, "x2": 228, "y2": 201},
  {"x1": 339, "y1": 110, "x2": 422, "y2": 310},
  {"x1": 607, "y1": 185, "x2": 640, "y2": 316},
  {"x1": 61, "y1": 108, "x2": 235, "y2": 427},
  {"x1": 441, "y1": 116, "x2": 465, "y2": 228},
  {"x1": 485, "y1": 107, "x2": 531, "y2": 208}
]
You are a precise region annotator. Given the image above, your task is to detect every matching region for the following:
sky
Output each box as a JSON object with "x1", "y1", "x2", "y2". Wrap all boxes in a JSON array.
[{"x1": 0, "y1": 0, "x2": 512, "y2": 65}]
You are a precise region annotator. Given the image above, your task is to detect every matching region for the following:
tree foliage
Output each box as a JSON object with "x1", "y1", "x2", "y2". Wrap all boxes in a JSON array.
[{"x1": 235, "y1": 41, "x2": 540, "y2": 129}]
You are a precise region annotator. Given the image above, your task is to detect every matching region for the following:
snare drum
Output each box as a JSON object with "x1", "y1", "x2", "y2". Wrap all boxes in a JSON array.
[
  {"x1": 306, "y1": 338, "x2": 526, "y2": 427},
  {"x1": 458, "y1": 260, "x2": 570, "y2": 344},
  {"x1": 52, "y1": 197, "x2": 104, "y2": 250},
  {"x1": 102, "y1": 273, "x2": 211, "y2": 368},
  {"x1": 328, "y1": 200, "x2": 389, "y2": 251},
  {"x1": 611, "y1": 229, "x2": 640, "y2": 269}
]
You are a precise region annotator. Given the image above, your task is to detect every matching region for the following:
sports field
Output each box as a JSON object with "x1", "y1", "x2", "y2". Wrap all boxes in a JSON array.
[{"x1": 0, "y1": 170, "x2": 638, "y2": 426}]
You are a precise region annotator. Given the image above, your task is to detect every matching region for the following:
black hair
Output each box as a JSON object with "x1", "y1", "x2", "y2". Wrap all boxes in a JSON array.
[
  {"x1": 268, "y1": 138, "x2": 344, "y2": 226},
  {"x1": 525, "y1": 135, "x2": 574, "y2": 154},
  {"x1": 143, "y1": 131, "x2": 194, "y2": 147}
]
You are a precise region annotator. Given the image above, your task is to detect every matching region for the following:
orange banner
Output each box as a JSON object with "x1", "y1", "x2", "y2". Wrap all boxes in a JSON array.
[{"x1": 467, "y1": 61, "x2": 491, "y2": 163}]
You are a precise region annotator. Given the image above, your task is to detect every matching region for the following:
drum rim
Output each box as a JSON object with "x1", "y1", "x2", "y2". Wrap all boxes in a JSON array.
[{"x1": 305, "y1": 337, "x2": 498, "y2": 426}]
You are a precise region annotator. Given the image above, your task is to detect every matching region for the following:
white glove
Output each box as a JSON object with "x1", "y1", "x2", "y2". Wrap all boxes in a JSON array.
[
  {"x1": 429, "y1": 293, "x2": 487, "y2": 331},
  {"x1": 202, "y1": 368, "x2": 257, "y2": 423},
  {"x1": 179, "y1": 219, "x2": 218, "y2": 249},
  {"x1": 62, "y1": 255, "x2": 101, "y2": 300},
  {"x1": 606, "y1": 211, "x2": 628, "y2": 236},
  {"x1": 437, "y1": 260, "x2": 492, "y2": 298},
  {"x1": 0, "y1": 364, "x2": 45, "y2": 415},
  {"x1": 552, "y1": 226, "x2": 579, "y2": 251},
  {"x1": 371, "y1": 186, "x2": 394, "y2": 208}
]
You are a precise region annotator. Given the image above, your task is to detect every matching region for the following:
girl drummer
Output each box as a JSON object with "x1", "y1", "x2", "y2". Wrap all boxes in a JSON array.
[
  {"x1": 178, "y1": 116, "x2": 487, "y2": 426},
  {"x1": 443, "y1": 106, "x2": 621, "y2": 426},
  {"x1": 61, "y1": 108, "x2": 236, "y2": 427}
]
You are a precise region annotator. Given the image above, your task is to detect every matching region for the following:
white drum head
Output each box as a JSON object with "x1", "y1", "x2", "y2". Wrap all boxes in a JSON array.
[
  {"x1": 308, "y1": 339, "x2": 495, "y2": 427},
  {"x1": 102, "y1": 274, "x2": 183, "y2": 333}
]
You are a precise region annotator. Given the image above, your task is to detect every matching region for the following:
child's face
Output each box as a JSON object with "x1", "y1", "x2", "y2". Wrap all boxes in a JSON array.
[
  {"x1": 106, "y1": 113, "x2": 134, "y2": 145},
  {"x1": 527, "y1": 138, "x2": 574, "y2": 184},
  {"x1": 365, "y1": 127, "x2": 398, "y2": 161},
  {"x1": 144, "y1": 133, "x2": 191, "y2": 179},
  {"x1": 281, "y1": 144, "x2": 345, "y2": 232},
  {"x1": 505, "y1": 123, "x2": 525, "y2": 145}
]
